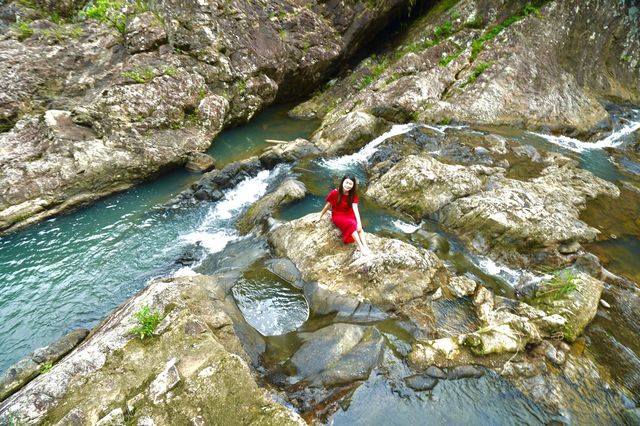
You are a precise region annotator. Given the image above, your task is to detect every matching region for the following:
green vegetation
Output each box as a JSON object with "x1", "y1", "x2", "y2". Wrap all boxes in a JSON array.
[
  {"x1": 621, "y1": 54, "x2": 632, "y2": 63},
  {"x1": 534, "y1": 270, "x2": 577, "y2": 303},
  {"x1": 39, "y1": 361, "x2": 54, "y2": 374},
  {"x1": 129, "y1": 305, "x2": 162, "y2": 339},
  {"x1": 433, "y1": 20, "x2": 453, "y2": 39},
  {"x1": 359, "y1": 58, "x2": 389, "y2": 89},
  {"x1": 11, "y1": 21, "x2": 33, "y2": 41},
  {"x1": 81, "y1": 0, "x2": 127, "y2": 34},
  {"x1": 464, "y1": 62, "x2": 492, "y2": 86},
  {"x1": 236, "y1": 79, "x2": 247, "y2": 92},
  {"x1": 162, "y1": 65, "x2": 178, "y2": 77},
  {"x1": 81, "y1": 0, "x2": 148, "y2": 36},
  {"x1": 122, "y1": 67, "x2": 155, "y2": 83},
  {"x1": 198, "y1": 87, "x2": 208, "y2": 99},
  {"x1": 470, "y1": 3, "x2": 543, "y2": 61},
  {"x1": 278, "y1": 29, "x2": 287, "y2": 40},
  {"x1": 39, "y1": 24, "x2": 84, "y2": 42},
  {"x1": 439, "y1": 48, "x2": 463, "y2": 66},
  {"x1": 438, "y1": 118, "x2": 451, "y2": 125}
]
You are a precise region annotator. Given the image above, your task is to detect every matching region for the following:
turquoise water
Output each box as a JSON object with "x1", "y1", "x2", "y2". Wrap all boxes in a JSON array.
[{"x1": 0, "y1": 105, "x2": 318, "y2": 373}]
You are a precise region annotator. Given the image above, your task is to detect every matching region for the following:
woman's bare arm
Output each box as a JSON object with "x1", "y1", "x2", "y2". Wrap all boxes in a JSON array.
[{"x1": 315, "y1": 202, "x2": 331, "y2": 223}]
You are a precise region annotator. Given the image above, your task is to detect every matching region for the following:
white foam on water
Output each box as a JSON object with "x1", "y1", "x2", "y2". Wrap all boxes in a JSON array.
[
  {"x1": 319, "y1": 123, "x2": 429, "y2": 169},
  {"x1": 180, "y1": 230, "x2": 239, "y2": 253},
  {"x1": 207, "y1": 168, "x2": 274, "y2": 221},
  {"x1": 392, "y1": 219, "x2": 421, "y2": 233},
  {"x1": 529, "y1": 115, "x2": 640, "y2": 153},
  {"x1": 472, "y1": 256, "x2": 549, "y2": 288},
  {"x1": 172, "y1": 266, "x2": 199, "y2": 277},
  {"x1": 179, "y1": 167, "x2": 285, "y2": 255}
]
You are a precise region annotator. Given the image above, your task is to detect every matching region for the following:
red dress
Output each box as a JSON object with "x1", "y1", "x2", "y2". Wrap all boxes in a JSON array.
[{"x1": 326, "y1": 189, "x2": 359, "y2": 243}]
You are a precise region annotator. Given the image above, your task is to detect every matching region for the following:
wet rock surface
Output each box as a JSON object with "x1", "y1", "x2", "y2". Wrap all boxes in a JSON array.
[
  {"x1": 0, "y1": 276, "x2": 304, "y2": 425},
  {"x1": 289, "y1": 323, "x2": 384, "y2": 387}
]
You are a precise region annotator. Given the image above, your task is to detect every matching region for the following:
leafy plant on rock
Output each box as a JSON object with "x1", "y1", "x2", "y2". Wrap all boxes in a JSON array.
[{"x1": 129, "y1": 305, "x2": 162, "y2": 339}]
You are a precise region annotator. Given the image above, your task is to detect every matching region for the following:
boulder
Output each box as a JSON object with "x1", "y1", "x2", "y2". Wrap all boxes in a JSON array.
[
  {"x1": 366, "y1": 155, "x2": 503, "y2": 220},
  {"x1": 436, "y1": 160, "x2": 619, "y2": 263},
  {"x1": 236, "y1": 179, "x2": 306, "y2": 235},
  {"x1": 268, "y1": 212, "x2": 449, "y2": 322},
  {"x1": 527, "y1": 269, "x2": 604, "y2": 342},
  {"x1": 259, "y1": 138, "x2": 320, "y2": 169},
  {"x1": 289, "y1": 323, "x2": 383, "y2": 387},
  {"x1": 184, "y1": 152, "x2": 216, "y2": 173},
  {"x1": 0, "y1": 276, "x2": 303, "y2": 425},
  {"x1": 311, "y1": 111, "x2": 389, "y2": 156}
]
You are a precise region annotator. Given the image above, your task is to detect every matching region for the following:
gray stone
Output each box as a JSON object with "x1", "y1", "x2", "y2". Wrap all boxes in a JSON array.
[
  {"x1": 0, "y1": 328, "x2": 89, "y2": 402},
  {"x1": 95, "y1": 407, "x2": 125, "y2": 426},
  {"x1": 447, "y1": 365, "x2": 484, "y2": 380},
  {"x1": 290, "y1": 323, "x2": 383, "y2": 386},
  {"x1": 236, "y1": 179, "x2": 306, "y2": 235},
  {"x1": 184, "y1": 152, "x2": 216, "y2": 173},
  {"x1": 264, "y1": 258, "x2": 304, "y2": 289},
  {"x1": 404, "y1": 374, "x2": 438, "y2": 391},
  {"x1": 424, "y1": 366, "x2": 447, "y2": 380}
]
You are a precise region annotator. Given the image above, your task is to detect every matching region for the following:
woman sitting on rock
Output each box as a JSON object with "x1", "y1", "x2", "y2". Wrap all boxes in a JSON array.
[{"x1": 315, "y1": 174, "x2": 372, "y2": 256}]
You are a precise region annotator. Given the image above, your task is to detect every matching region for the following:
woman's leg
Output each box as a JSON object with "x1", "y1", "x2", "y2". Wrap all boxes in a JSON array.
[
  {"x1": 352, "y1": 230, "x2": 371, "y2": 255},
  {"x1": 357, "y1": 229, "x2": 371, "y2": 254},
  {"x1": 351, "y1": 230, "x2": 366, "y2": 254}
]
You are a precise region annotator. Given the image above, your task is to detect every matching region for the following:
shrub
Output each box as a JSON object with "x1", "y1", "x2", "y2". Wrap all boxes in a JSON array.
[{"x1": 129, "y1": 305, "x2": 162, "y2": 339}]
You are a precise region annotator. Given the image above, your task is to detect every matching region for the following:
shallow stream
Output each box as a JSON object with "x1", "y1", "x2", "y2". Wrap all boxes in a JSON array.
[{"x1": 1, "y1": 104, "x2": 639, "y2": 423}]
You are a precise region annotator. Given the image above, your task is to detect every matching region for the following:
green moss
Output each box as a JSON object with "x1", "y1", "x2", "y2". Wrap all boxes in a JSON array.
[
  {"x1": 162, "y1": 66, "x2": 178, "y2": 77},
  {"x1": 39, "y1": 361, "x2": 54, "y2": 374},
  {"x1": 433, "y1": 20, "x2": 453, "y2": 39},
  {"x1": 439, "y1": 48, "x2": 463, "y2": 66},
  {"x1": 358, "y1": 58, "x2": 389, "y2": 89}
]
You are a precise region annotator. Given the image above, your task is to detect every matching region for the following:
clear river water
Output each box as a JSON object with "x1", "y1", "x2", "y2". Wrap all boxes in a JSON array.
[{"x1": 1, "y1": 104, "x2": 639, "y2": 424}]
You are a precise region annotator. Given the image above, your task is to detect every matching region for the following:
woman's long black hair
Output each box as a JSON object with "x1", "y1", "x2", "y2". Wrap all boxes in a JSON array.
[{"x1": 337, "y1": 175, "x2": 357, "y2": 205}]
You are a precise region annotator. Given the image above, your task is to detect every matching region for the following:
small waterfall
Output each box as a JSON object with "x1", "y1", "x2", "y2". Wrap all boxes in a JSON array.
[
  {"x1": 471, "y1": 255, "x2": 550, "y2": 288},
  {"x1": 176, "y1": 166, "x2": 287, "y2": 274},
  {"x1": 529, "y1": 113, "x2": 640, "y2": 153},
  {"x1": 318, "y1": 123, "x2": 439, "y2": 169}
]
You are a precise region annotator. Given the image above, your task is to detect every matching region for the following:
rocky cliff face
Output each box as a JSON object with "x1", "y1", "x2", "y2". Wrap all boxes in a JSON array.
[
  {"x1": 0, "y1": 0, "x2": 411, "y2": 234},
  {"x1": 297, "y1": 0, "x2": 639, "y2": 150}
]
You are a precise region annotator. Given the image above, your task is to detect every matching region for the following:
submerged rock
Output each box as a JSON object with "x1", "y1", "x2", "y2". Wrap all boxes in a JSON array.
[
  {"x1": 404, "y1": 374, "x2": 438, "y2": 391},
  {"x1": 289, "y1": 323, "x2": 383, "y2": 387}
]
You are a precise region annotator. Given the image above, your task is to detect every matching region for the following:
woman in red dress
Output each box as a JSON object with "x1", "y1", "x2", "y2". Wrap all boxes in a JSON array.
[{"x1": 315, "y1": 175, "x2": 371, "y2": 256}]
